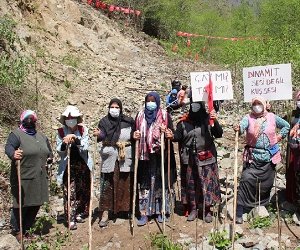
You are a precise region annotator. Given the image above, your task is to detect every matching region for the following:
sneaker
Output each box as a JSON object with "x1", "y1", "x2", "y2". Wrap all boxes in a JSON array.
[
  {"x1": 205, "y1": 213, "x2": 213, "y2": 223},
  {"x1": 187, "y1": 210, "x2": 197, "y2": 221},
  {"x1": 76, "y1": 215, "x2": 85, "y2": 223},
  {"x1": 69, "y1": 222, "x2": 77, "y2": 230},
  {"x1": 137, "y1": 215, "x2": 147, "y2": 226},
  {"x1": 14, "y1": 233, "x2": 28, "y2": 242},
  {"x1": 236, "y1": 216, "x2": 243, "y2": 224},
  {"x1": 157, "y1": 214, "x2": 168, "y2": 223},
  {"x1": 98, "y1": 219, "x2": 109, "y2": 227}
]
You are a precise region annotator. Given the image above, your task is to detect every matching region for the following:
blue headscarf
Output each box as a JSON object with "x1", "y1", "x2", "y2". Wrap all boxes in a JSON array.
[{"x1": 144, "y1": 91, "x2": 160, "y2": 127}]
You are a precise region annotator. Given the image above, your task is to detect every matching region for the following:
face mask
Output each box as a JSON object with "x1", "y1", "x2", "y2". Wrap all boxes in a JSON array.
[
  {"x1": 109, "y1": 108, "x2": 120, "y2": 118},
  {"x1": 146, "y1": 102, "x2": 157, "y2": 111},
  {"x1": 296, "y1": 101, "x2": 300, "y2": 108},
  {"x1": 252, "y1": 105, "x2": 264, "y2": 114},
  {"x1": 22, "y1": 119, "x2": 36, "y2": 129},
  {"x1": 65, "y1": 119, "x2": 77, "y2": 128},
  {"x1": 191, "y1": 103, "x2": 201, "y2": 112}
]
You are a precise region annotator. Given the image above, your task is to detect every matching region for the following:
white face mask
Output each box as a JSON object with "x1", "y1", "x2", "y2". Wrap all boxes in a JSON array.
[
  {"x1": 65, "y1": 119, "x2": 77, "y2": 128},
  {"x1": 191, "y1": 103, "x2": 201, "y2": 112},
  {"x1": 109, "y1": 108, "x2": 120, "y2": 118},
  {"x1": 296, "y1": 101, "x2": 300, "y2": 108},
  {"x1": 252, "y1": 105, "x2": 264, "y2": 114}
]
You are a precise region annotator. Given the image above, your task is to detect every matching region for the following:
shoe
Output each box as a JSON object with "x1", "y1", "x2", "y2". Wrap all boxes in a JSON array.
[
  {"x1": 157, "y1": 214, "x2": 168, "y2": 223},
  {"x1": 98, "y1": 219, "x2": 109, "y2": 227},
  {"x1": 76, "y1": 215, "x2": 85, "y2": 223},
  {"x1": 69, "y1": 223, "x2": 77, "y2": 230},
  {"x1": 205, "y1": 213, "x2": 213, "y2": 223},
  {"x1": 187, "y1": 209, "x2": 197, "y2": 221},
  {"x1": 14, "y1": 233, "x2": 28, "y2": 242},
  {"x1": 25, "y1": 233, "x2": 39, "y2": 239},
  {"x1": 236, "y1": 216, "x2": 243, "y2": 224},
  {"x1": 137, "y1": 215, "x2": 147, "y2": 226},
  {"x1": 182, "y1": 204, "x2": 189, "y2": 217}
]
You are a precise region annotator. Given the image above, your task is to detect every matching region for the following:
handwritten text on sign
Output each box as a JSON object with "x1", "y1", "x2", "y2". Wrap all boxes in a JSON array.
[
  {"x1": 190, "y1": 71, "x2": 233, "y2": 101},
  {"x1": 243, "y1": 64, "x2": 292, "y2": 102}
]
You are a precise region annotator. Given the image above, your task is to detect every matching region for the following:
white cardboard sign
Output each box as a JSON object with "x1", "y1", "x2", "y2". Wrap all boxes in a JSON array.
[
  {"x1": 243, "y1": 63, "x2": 292, "y2": 102},
  {"x1": 190, "y1": 71, "x2": 233, "y2": 101}
]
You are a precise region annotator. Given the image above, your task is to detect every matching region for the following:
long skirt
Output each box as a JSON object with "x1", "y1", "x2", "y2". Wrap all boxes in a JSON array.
[
  {"x1": 181, "y1": 156, "x2": 221, "y2": 208},
  {"x1": 286, "y1": 152, "x2": 300, "y2": 205},
  {"x1": 63, "y1": 160, "x2": 91, "y2": 222},
  {"x1": 138, "y1": 153, "x2": 176, "y2": 216},
  {"x1": 237, "y1": 160, "x2": 275, "y2": 210},
  {"x1": 99, "y1": 161, "x2": 133, "y2": 214}
]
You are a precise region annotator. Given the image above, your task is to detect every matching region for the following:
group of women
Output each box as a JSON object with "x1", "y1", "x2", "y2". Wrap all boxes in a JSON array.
[{"x1": 5, "y1": 89, "x2": 300, "y2": 241}]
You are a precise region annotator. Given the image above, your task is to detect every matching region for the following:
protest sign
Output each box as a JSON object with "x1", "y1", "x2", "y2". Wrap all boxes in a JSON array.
[
  {"x1": 243, "y1": 63, "x2": 292, "y2": 102},
  {"x1": 190, "y1": 71, "x2": 233, "y2": 101}
]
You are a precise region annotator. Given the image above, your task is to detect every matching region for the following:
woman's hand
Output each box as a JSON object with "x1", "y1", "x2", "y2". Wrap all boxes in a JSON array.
[
  {"x1": 92, "y1": 128, "x2": 100, "y2": 138},
  {"x1": 233, "y1": 124, "x2": 240, "y2": 132},
  {"x1": 14, "y1": 149, "x2": 23, "y2": 160},
  {"x1": 63, "y1": 134, "x2": 76, "y2": 144},
  {"x1": 133, "y1": 130, "x2": 141, "y2": 140},
  {"x1": 276, "y1": 134, "x2": 282, "y2": 142},
  {"x1": 209, "y1": 109, "x2": 217, "y2": 121},
  {"x1": 164, "y1": 128, "x2": 174, "y2": 140}
]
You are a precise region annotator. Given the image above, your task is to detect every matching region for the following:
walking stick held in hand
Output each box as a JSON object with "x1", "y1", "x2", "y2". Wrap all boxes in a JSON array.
[
  {"x1": 67, "y1": 144, "x2": 71, "y2": 240},
  {"x1": 232, "y1": 131, "x2": 239, "y2": 249},
  {"x1": 161, "y1": 132, "x2": 166, "y2": 233},
  {"x1": 89, "y1": 137, "x2": 97, "y2": 249},
  {"x1": 131, "y1": 138, "x2": 139, "y2": 235},
  {"x1": 16, "y1": 159, "x2": 23, "y2": 248}
]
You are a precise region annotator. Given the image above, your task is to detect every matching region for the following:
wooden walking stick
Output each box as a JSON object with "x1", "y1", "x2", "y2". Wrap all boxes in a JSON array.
[
  {"x1": 88, "y1": 137, "x2": 97, "y2": 250},
  {"x1": 161, "y1": 132, "x2": 166, "y2": 233},
  {"x1": 232, "y1": 131, "x2": 239, "y2": 249},
  {"x1": 16, "y1": 159, "x2": 23, "y2": 249},
  {"x1": 131, "y1": 139, "x2": 139, "y2": 235},
  {"x1": 67, "y1": 144, "x2": 71, "y2": 240}
]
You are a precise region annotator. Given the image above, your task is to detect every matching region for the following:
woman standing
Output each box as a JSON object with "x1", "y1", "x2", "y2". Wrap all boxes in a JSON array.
[
  {"x1": 57, "y1": 105, "x2": 93, "y2": 230},
  {"x1": 133, "y1": 91, "x2": 176, "y2": 226},
  {"x1": 285, "y1": 91, "x2": 300, "y2": 206},
  {"x1": 233, "y1": 96, "x2": 290, "y2": 224},
  {"x1": 165, "y1": 95, "x2": 222, "y2": 223},
  {"x1": 5, "y1": 110, "x2": 53, "y2": 241},
  {"x1": 93, "y1": 98, "x2": 134, "y2": 227}
]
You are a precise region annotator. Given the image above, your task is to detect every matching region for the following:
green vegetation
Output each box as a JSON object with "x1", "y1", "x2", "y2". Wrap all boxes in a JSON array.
[
  {"x1": 144, "y1": 233, "x2": 182, "y2": 250},
  {"x1": 248, "y1": 215, "x2": 275, "y2": 229},
  {"x1": 209, "y1": 230, "x2": 231, "y2": 250}
]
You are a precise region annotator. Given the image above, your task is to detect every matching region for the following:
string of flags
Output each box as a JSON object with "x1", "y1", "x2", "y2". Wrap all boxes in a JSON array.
[
  {"x1": 87, "y1": 0, "x2": 141, "y2": 16},
  {"x1": 177, "y1": 31, "x2": 268, "y2": 41},
  {"x1": 173, "y1": 31, "x2": 268, "y2": 60}
]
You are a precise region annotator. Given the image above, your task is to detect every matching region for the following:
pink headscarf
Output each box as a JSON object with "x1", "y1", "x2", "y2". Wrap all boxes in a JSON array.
[
  {"x1": 20, "y1": 110, "x2": 37, "y2": 122},
  {"x1": 296, "y1": 91, "x2": 300, "y2": 100},
  {"x1": 251, "y1": 96, "x2": 266, "y2": 111}
]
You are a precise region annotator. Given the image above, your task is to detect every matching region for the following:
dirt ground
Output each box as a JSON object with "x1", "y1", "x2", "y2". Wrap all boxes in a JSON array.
[{"x1": 43, "y1": 198, "x2": 300, "y2": 250}]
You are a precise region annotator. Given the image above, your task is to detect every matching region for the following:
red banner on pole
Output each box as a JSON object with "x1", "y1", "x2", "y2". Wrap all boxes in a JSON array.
[{"x1": 205, "y1": 74, "x2": 214, "y2": 126}]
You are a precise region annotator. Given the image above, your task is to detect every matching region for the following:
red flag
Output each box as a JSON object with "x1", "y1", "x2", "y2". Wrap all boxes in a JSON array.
[{"x1": 205, "y1": 74, "x2": 214, "y2": 125}]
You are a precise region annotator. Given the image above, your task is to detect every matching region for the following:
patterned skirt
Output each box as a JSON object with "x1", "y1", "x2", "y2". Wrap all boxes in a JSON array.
[
  {"x1": 99, "y1": 161, "x2": 133, "y2": 214},
  {"x1": 181, "y1": 155, "x2": 221, "y2": 208},
  {"x1": 138, "y1": 153, "x2": 176, "y2": 216},
  {"x1": 63, "y1": 160, "x2": 91, "y2": 222}
]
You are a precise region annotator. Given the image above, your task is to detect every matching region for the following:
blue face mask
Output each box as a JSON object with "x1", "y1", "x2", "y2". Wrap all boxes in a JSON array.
[{"x1": 146, "y1": 102, "x2": 157, "y2": 111}]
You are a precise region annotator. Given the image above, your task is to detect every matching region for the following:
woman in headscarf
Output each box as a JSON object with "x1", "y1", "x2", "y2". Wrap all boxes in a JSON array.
[
  {"x1": 93, "y1": 98, "x2": 134, "y2": 227},
  {"x1": 233, "y1": 96, "x2": 290, "y2": 224},
  {"x1": 5, "y1": 110, "x2": 53, "y2": 241},
  {"x1": 57, "y1": 105, "x2": 93, "y2": 230},
  {"x1": 285, "y1": 91, "x2": 300, "y2": 206},
  {"x1": 164, "y1": 92, "x2": 223, "y2": 223},
  {"x1": 133, "y1": 92, "x2": 177, "y2": 226}
]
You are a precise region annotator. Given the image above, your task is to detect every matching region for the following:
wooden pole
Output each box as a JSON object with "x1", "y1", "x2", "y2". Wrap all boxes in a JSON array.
[
  {"x1": 275, "y1": 169, "x2": 282, "y2": 249},
  {"x1": 67, "y1": 144, "x2": 71, "y2": 240},
  {"x1": 88, "y1": 137, "x2": 97, "y2": 249},
  {"x1": 16, "y1": 159, "x2": 23, "y2": 249},
  {"x1": 161, "y1": 132, "x2": 166, "y2": 233},
  {"x1": 225, "y1": 169, "x2": 228, "y2": 225},
  {"x1": 167, "y1": 139, "x2": 174, "y2": 240},
  {"x1": 131, "y1": 139, "x2": 139, "y2": 235},
  {"x1": 232, "y1": 131, "x2": 239, "y2": 249}
]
